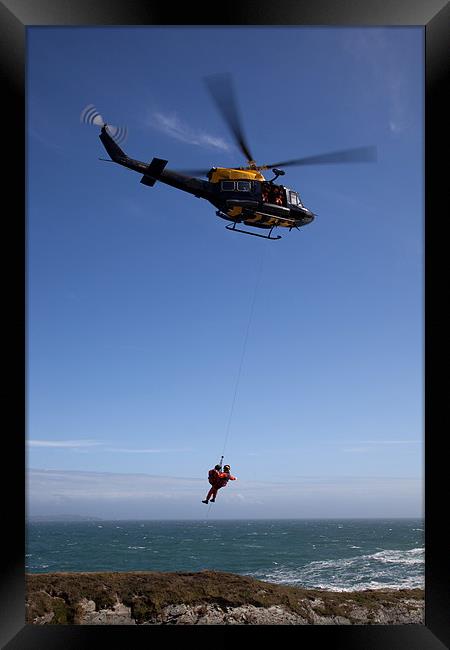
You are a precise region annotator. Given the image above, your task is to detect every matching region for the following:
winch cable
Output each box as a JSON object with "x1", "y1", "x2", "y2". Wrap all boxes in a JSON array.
[
  {"x1": 219, "y1": 245, "x2": 266, "y2": 463},
  {"x1": 204, "y1": 245, "x2": 266, "y2": 522}
]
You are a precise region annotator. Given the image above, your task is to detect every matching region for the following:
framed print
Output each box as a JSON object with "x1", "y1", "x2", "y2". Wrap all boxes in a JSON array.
[{"x1": 1, "y1": 1, "x2": 448, "y2": 648}]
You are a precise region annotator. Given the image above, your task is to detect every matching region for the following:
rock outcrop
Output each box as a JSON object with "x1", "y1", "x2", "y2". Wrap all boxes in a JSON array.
[{"x1": 26, "y1": 570, "x2": 424, "y2": 625}]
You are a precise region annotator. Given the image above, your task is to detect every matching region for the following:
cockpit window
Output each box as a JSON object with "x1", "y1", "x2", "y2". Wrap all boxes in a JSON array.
[
  {"x1": 221, "y1": 181, "x2": 235, "y2": 190},
  {"x1": 289, "y1": 191, "x2": 303, "y2": 207},
  {"x1": 237, "y1": 181, "x2": 250, "y2": 192}
]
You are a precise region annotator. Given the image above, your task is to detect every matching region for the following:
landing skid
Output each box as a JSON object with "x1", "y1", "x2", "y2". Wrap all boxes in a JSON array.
[
  {"x1": 225, "y1": 223, "x2": 281, "y2": 240},
  {"x1": 216, "y1": 209, "x2": 286, "y2": 240}
]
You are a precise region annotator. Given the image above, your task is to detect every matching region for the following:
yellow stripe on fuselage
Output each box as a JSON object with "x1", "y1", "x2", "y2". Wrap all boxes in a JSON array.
[
  {"x1": 210, "y1": 167, "x2": 265, "y2": 183},
  {"x1": 226, "y1": 208, "x2": 292, "y2": 229}
]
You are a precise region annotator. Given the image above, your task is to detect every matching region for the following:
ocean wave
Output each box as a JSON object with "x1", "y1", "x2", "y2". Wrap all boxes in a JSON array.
[
  {"x1": 371, "y1": 548, "x2": 424, "y2": 565},
  {"x1": 27, "y1": 564, "x2": 49, "y2": 570},
  {"x1": 243, "y1": 544, "x2": 264, "y2": 549},
  {"x1": 127, "y1": 546, "x2": 147, "y2": 550},
  {"x1": 247, "y1": 547, "x2": 425, "y2": 591},
  {"x1": 249, "y1": 566, "x2": 424, "y2": 591},
  {"x1": 305, "y1": 547, "x2": 424, "y2": 570}
]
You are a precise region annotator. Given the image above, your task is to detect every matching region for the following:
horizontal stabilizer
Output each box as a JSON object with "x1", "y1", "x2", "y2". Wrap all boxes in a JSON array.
[{"x1": 140, "y1": 158, "x2": 168, "y2": 186}]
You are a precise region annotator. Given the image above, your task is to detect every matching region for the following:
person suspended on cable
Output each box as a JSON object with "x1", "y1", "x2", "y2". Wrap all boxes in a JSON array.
[
  {"x1": 208, "y1": 464, "x2": 222, "y2": 486},
  {"x1": 202, "y1": 464, "x2": 222, "y2": 504},
  {"x1": 202, "y1": 464, "x2": 237, "y2": 504}
]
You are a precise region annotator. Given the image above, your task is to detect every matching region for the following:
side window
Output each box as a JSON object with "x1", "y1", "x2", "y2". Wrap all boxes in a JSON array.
[
  {"x1": 289, "y1": 191, "x2": 298, "y2": 206},
  {"x1": 237, "y1": 181, "x2": 250, "y2": 192},
  {"x1": 221, "y1": 181, "x2": 235, "y2": 190}
]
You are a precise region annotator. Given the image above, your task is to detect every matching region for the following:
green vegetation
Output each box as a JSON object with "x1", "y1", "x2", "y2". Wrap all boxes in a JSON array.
[{"x1": 26, "y1": 571, "x2": 424, "y2": 625}]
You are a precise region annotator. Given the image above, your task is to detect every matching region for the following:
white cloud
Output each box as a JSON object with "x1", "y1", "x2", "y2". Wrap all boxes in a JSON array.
[
  {"x1": 27, "y1": 440, "x2": 191, "y2": 454},
  {"x1": 28, "y1": 469, "x2": 201, "y2": 502},
  {"x1": 149, "y1": 111, "x2": 231, "y2": 152},
  {"x1": 343, "y1": 447, "x2": 372, "y2": 454},
  {"x1": 29, "y1": 128, "x2": 64, "y2": 152},
  {"x1": 359, "y1": 440, "x2": 421, "y2": 444},
  {"x1": 389, "y1": 120, "x2": 402, "y2": 134},
  {"x1": 105, "y1": 447, "x2": 192, "y2": 454},
  {"x1": 343, "y1": 440, "x2": 421, "y2": 453},
  {"x1": 342, "y1": 31, "x2": 416, "y2": 136},
  {"x1": 27, "y1": 439, "x2": 103, "y2": 448},
  {"x1": 27, "y1": 468, "x2": 423, "y2": 519}
]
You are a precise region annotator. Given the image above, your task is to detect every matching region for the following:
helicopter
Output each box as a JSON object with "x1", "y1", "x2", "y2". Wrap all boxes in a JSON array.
[{"x1": 82, "y1": 74, "x2": 377, "y2": 240}]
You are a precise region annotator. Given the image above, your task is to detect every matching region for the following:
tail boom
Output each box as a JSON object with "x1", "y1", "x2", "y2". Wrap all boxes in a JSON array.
[{"x1": 98, "y1": 125, "x2": 209, "y2": 197}]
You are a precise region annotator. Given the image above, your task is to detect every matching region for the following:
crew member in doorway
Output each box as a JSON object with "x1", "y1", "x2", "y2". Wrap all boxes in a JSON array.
[{"x1": 274, "y1": 187, "x2": 283, "y2": 206}]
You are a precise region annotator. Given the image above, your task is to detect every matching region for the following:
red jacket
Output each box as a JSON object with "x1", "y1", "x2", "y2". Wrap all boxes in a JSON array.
[
  {"x1": 215, "y1": 471, "x2": 236, "y2": 488},
  {"x1": 208, "y1": 469, "x2": 221, "y2": 486}
]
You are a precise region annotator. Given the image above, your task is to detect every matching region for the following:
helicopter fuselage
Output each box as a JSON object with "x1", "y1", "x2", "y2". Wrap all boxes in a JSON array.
[{"x1": 204, "y1": 167, "x2": 314, "y2": 231}]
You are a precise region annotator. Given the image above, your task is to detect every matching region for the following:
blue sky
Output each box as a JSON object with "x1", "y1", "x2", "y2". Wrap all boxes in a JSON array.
[{"x1": 27, "y1": 27, "x2": 423, "y2": 519}]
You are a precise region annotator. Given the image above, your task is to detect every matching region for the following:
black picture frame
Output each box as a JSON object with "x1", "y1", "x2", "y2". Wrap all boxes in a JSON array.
[{"x1": 2, "y1": 0, "x2": 448, "y2": 647}]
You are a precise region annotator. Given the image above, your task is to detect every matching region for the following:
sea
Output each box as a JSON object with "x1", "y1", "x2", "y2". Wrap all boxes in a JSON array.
[{"x1": 26, "y1": 518, "x2": 424, "y2": 592}]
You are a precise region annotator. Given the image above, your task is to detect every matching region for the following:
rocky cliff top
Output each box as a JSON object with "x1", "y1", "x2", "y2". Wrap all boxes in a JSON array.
[{"x1": 26, "y1": 570, "x2": 424, "y2": 625}]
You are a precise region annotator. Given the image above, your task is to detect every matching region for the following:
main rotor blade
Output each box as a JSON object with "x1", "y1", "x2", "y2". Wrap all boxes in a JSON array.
[
  {"x1": 174, "y1": 165, "x2": 254, "y2": 177},
  {"x1": 173, "y1": 168, "x2": 212, "y2": 177},
  {"x1": 257, "y1": 145, "x2": 378, "y2": 170},
  {"x1": 204, "y1": 73, "x2": 255, "y2": 166}
]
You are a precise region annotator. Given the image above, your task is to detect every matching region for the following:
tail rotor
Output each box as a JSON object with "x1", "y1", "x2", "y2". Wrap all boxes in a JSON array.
[{"x1": 80, "y1": 104, "x2": 128, "y2": 145}]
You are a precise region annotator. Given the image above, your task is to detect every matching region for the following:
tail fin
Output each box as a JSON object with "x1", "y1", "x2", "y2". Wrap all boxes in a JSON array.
[
  {"x1": 140, "y1": 158, "x2": 168, "y2": 186},
  {"x1": 99, "y1": 125, "x2": 126, "y2": 162}
]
